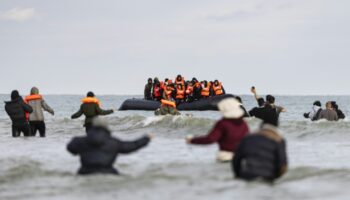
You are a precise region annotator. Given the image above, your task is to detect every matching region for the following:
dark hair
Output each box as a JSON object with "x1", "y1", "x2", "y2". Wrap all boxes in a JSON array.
[
  {"x1": 11, "y1": 90, "x2": 20, "y2": 100},
  {"x1": 165, "y1": 78, "x2": 169, "y2": 82},
  {"x1": 148, "y1": 78, "x2": 152, "y2": 82},
  {"x1": 313, "y1": 101, "x2": 321, "y2": 107},
  {"x1": 266, "y1": 95, "x2": 275, "y2": 104},
  {"x1": 331, "y1": 101, "x2": 338, "y2": 109},
  {"x1": 87, "y1": 91, "x2": 95, "y2": 97},
  {"x1": 257, "y1": 98, "x2": 265, "y2": 107}
]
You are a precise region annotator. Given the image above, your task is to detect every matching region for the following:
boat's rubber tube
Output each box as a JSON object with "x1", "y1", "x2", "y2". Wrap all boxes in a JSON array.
[{"x1": 118, "y1": 94, "x2": 235, "y2": 111}]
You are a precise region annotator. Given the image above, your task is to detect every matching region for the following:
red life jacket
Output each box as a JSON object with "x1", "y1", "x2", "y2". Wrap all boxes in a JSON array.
[
  {"x1": 186, "y1": 85, "x2": 194, "y2": 95},
  {"x1": 153, "y1": 85, "x2": 161, "y2": 97}
]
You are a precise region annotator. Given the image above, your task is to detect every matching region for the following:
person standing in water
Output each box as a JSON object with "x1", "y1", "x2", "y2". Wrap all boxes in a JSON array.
[
  {"x1": 186, "y1": 98, "x2": 249, "y2": 162},
  {"x1": 25, "y1": 87, "x2": 54, "y2": 137},
  {"x1": 303, "y1": 101, "x2": 322, "y2": 121},
  {"x1": 67, "y1": 117, "x2": 153, "y2": 175},
  {"x1": 71, "y1": 92, "x2": 114, "y2": 132},
  {"x1": 232, "y1": 124, "x2": 288, "y2": 181},
  {"x1": 317, "y1": 101, "x2": 338, "y2": 121},
  {"x1": 5, "y1": 90, "x2": 33, "y2": 137}
]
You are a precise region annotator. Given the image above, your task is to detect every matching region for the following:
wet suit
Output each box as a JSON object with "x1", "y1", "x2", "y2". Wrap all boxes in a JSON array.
[
  {"x1": 5, "y1": 96, "x2": 33, "y2": 137},
  {"x1": 67, "y1": 127, "x2": 150, "y2": 175}
]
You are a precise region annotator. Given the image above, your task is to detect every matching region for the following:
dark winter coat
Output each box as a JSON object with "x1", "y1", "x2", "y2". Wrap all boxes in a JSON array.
[
  {"x1": 144, "y1": 83, "x2": 153, "y2": 100},
  {"x1": 5, "y1": 97, "x2": 33, "y2": 126},
  {"x1": 233, "y1": 125, "x2": 287, "y2": 181},
  {"x1": 67, "y1": 127, "x2": 150, "y2": 175}
]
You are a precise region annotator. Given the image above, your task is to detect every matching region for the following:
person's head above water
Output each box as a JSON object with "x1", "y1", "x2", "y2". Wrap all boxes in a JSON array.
[
  {"x1": 30, "y1": 87, "x2": 39, "y2": 95},
  {"x1": 331, "y1": 101, "x2": 338, "y2": 110},
  {"x1": 313, "y1": 101, "x2": 321, "y2": 107},
  {"x1": 326, "y1": 101, "x2": 333, "y2": 110},
  {"x1": 87, "y1": 91, "x2": 95, "y2": 97},
  {"x1": 266, "y1": 95, "x2": 275, "y2": 104},
  {"x1": 258, "y1": 98, "x2": 265, "y2": 107},
  {"x1": 218, "y1": 98, "x2": 244, "y2": 119},
  {"x1": 11, "y1": 90, "x2": 20, "y2": 100}
]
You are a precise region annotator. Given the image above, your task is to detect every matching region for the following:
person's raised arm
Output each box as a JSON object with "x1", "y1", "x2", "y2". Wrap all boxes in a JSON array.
[{"x1": 117, "y1": 134, "x2": 152, "y2": 154}]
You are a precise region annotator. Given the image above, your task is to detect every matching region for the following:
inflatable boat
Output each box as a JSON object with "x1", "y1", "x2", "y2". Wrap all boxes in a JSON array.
[{"x1": 118, "y1": 94, "x2": 235, "y2": 111}]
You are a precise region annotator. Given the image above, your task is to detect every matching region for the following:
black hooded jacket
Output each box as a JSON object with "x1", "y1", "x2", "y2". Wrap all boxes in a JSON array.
[
  {"x1": 232, "y1": 128, "x2": 287, "y2": 181},
  {"x1": 5, "y1": 97, "x2": 33, "y2": 126},
  {"x1": 67, "y1": 127, "x2": 150, "y2": 175}
]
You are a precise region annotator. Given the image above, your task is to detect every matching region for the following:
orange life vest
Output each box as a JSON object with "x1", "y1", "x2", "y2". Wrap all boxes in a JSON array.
[
  {"x1": 201, "y1": 83, "x2": 211, "y2": 97},
  {"x1": 25, "y1": 94, "x2": 43, "y2": 102},
  {"x1": 186, "y1": 85, "x2": 193, "y2": 95},
  {"x1": 81, "y1": 97, "x2": 101, "y2": 106},
  {"x1": 213, "y1": 83, "x2": 223, "y2": 95},
  {"x1": 24, "y1": 94, "x2": 43, "y2": 121},
  {"x1": 161, "y1": 99, "x2": 176, "y2": 108},
  {"x1": 165, "y1": 88, "x2": 174, "y2": 99},
  {"x1": 176, "y1": 88, "x2": 185, "y2": 99},
  {"x1": 175, "y1": 77, "x2": 185, "y2": 86}
]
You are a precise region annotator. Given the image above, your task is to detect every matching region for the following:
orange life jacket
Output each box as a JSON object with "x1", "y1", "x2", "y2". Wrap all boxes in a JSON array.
[
  {"x1": 176, "y1": 88, "x2": 185, "y2": 99},
  {"x1": 161, "y1": 99, "x2": 176, "y2": 108},
  {"x1": 201, "y1": 83, "x2": 211, "y2": 97},
  {"x1": 186, "y1": 85, "x2": 194, "y2": 95},
  {"x1": 81, "y1": 97, "x2": 101, "y2": 106},
  {"x1": 24, "y1": 94, "x2": 43, "y2": 121},
  {"x1": 213, "y1": 83, "x2": 223, "y2": 95},
  {"x1": 25, "y1": 94, "x2": 43, "y2": 102},
  {"x1": 175, "y1": 77, "x2": 185, "y2": 86},
  {"x1": 164, "y1": 88, "x2": 173, "y2": 99}
]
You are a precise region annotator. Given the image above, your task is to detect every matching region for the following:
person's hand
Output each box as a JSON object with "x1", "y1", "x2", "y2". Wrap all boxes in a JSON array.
[{"x1": 148, "y1": 133, "x2": 155, "y2": 139}]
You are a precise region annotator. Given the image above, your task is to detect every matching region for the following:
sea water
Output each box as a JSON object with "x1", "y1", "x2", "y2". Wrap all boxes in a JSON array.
[{"x1": 0, "y1": 94, "x2": 349, "y2": 200}]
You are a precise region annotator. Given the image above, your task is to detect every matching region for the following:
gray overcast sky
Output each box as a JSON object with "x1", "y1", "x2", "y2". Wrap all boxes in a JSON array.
[{"x1": 0, "y1": 0, "x2": 350, "y2": 95}]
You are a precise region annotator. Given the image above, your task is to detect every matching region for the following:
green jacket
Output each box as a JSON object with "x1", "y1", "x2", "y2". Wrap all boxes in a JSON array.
[
  {"x1": 154, "y1": 105, "x2": 180, "y2": 116},
  {"x1": 71, "y1": 103, "x2": 113, "y2": 126}
]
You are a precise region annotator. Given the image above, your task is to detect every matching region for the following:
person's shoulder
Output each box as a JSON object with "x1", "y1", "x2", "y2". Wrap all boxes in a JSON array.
[{"x1": 71, "y1": 136, "x2": 87, "y2": 143}]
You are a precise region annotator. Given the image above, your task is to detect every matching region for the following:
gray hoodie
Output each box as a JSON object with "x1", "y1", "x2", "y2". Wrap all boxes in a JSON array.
[{"x1": 26, "y1": 87, "x2": 54, "y2": 122}]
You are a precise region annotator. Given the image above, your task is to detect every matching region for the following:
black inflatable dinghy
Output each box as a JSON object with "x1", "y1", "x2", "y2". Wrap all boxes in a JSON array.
[{"x1": 118, "y1": 94, "x2": 235, "y2": 111}]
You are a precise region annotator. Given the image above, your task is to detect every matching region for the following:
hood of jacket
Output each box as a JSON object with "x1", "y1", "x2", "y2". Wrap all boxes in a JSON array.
[
  {"x1": 86, "y1": 127, "x2": 111, "y2": 147},
  {"x1": 30, "y1": 87, "x2": 39, "y2": 95},
  {"x1": 5, "y1": 97, "x2": 22, "y2": 105},
  {"x1": 258, "y1": 124, "x2": 283, "y2": 143}
]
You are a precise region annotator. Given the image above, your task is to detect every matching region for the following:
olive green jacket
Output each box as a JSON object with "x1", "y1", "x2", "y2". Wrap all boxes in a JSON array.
[{"x1": 71, "y1": 103, "x2": 113, "y2": 126}]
